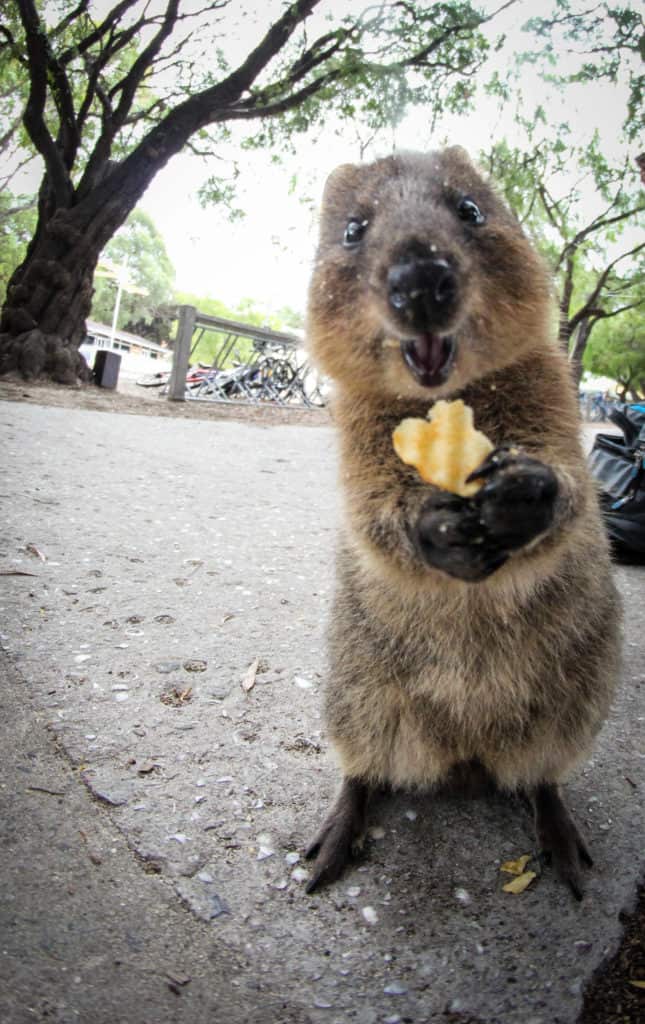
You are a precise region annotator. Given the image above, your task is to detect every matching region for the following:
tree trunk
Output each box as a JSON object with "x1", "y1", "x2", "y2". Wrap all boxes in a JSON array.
[
  {"x1": 558, "y1": 307, "x2": 573, "y2": 358},
  {"x1": 0, "y1": 174, "x2": 135, "y2": 384},
  {"x1": 0, "y1": 106, "x2": 235, "y2": 385},
  {"x1": 624, "y1": 376, "x2": 645, "y2": 402},
  {"x1": 567, "y1": 318, "x2": 594, "y2": 390}
]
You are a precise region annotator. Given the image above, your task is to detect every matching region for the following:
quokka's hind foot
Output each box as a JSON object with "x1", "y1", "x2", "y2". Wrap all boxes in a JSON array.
[
  {"x1": 304, "y1": 777, "x2": 370, "y2": 894},
  {"x1": 531, "y1": 782, "x2": 593, "y2": 901}
]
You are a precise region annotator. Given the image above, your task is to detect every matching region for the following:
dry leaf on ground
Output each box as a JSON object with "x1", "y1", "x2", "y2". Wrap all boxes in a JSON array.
[
  {"x1": 242, "y1": 657, "x2": 260, "y2": 693},
  {"x1": 160, "y1": 687, "x2": 193, "y2": 707},
  {"x1": 25, "y1": 543, "x2": 47, "y2": 561}
]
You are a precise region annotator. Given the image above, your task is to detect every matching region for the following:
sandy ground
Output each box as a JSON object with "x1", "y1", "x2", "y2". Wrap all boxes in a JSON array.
[{"x1": 0, "y1": 377, "x2": 331, "y2": 428}]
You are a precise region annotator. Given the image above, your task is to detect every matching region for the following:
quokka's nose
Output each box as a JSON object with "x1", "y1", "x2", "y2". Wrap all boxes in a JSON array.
[{"x1": 387, "y1": 255, "x2": 458, "y2": 328}]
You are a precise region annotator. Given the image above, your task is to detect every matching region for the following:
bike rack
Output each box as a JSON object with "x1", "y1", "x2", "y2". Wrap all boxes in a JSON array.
[{"x1": 168, "y1": 306, "x2": 328, "y2": 408}]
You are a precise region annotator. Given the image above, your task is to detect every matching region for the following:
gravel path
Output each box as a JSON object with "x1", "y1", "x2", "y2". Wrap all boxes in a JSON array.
[{"x1": 0, "y1": 390, "x2": 643, "y2": 1024}]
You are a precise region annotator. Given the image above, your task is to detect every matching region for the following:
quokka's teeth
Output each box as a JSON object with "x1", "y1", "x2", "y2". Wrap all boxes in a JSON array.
[{"x1": 392, "y1": 398, "x2": 494, "y2": 497}]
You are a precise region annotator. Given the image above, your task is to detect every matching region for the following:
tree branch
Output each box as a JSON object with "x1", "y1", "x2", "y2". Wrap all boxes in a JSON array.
[
  {"x1": 0, "y1": 150, "x2": 37, "y2": 192},
  {"x1": 110, "y1": 1, "x2": 181, "y2": 126},
  {"x1": 526, "y1": 6, "x2": 602, "y2": 31},
  {"x1": 538, "y1": 184, "x2": 565, "y2": 233},
  {"x1": 281, "y1": 28, "x2": 349, "y2": 88},
  {"x1": 0, "y1": 113, "x2": 23, "y2": 155},
  {"x1": 220, "y1": 68, "x2": 343, "y2": 121},
  {"x1": 98, "y1": 0, "x2": 323, "y2": 205},
  {"x1": 41, "y1": 35, "x2": 81, "y2": 169},
  {"x1": 50, "y1": 0, "x2": 90, "y2": 40},
  {"x1": 75, "y1": 3, "x2": 185, "y2": 199},
  {"x1": 228, "y1": 0, "x2": 509, "y2": 121},
  {"x1": 399, "y1": 21, "x2": 479, "y2": 69},
  {"x1": 0, "y1": 23, "x2": 28, "y2": 65},
  {"x1": 75, "y1": 12, "x2": 157, "y2": 137},
  {"x1": 568, "y1": 241, "x2": 645, "y2": 331},
  {"x1": 58, "y1": 0, "x2": 140, "y2": 65},
  {"x1": 556, "y1": 202, "x2": 645, "y2": 271},
  {"x1": 76, "y1": 55, "x2": 102, "y2": 136},
  {"x1": 0, "y1": 195, "x2": 37, "y2": 224},
  {"x1": 584, "y1": 298, "x2": 644, "y2": 321},
  {"x1": 560, "y1": 249, "x2": 576, "y2": 333},
  {"x1": 124, "y1": 97, "x2": 174, "y2": 126},
  {"x1": 213, "y1": 0, "x2": 322, "y2": 104},
  {"x1": 16, "y1": 0, "x2": 72, "y2": 205}
]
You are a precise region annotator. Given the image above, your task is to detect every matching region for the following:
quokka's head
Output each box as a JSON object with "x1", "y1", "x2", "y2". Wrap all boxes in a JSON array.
[{"x1": 306, "y1": 147, "x2": 555, "y2": 401}]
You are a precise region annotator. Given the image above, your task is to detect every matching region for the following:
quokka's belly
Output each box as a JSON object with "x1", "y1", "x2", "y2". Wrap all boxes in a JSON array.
[
  {"x1": 328, "y1": 647, "x2": 603, "y2": 792},
  {"x1": 329, "y1": 663, "x2": 528, "y2": 787}
]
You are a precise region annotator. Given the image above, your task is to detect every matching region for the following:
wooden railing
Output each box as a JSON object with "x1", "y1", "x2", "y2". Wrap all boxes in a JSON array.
[{"x1": 167, "y1": 306, "x2": 326, "y2": 408}]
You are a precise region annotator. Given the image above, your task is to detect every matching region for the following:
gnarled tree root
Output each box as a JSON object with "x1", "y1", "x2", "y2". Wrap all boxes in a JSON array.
[{"x1": 0, "y1": 329, "x2": 91, "y2": 386}]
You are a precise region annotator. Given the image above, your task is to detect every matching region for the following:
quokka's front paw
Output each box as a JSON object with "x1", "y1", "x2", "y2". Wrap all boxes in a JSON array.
[
  {"x1": 469, "y1": 445, "x2": 558, "y2": 551},
  {"x1": 412, "y1": 490, "x2": 508, "y2": 582},
  {"x1": 412, "y1": 446, "x2": 558, "y2": 582}
]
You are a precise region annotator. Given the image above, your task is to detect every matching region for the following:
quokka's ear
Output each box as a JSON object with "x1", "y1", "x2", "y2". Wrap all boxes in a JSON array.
[
  {"x1": 321, "y1": 162, "x2": 361, "y2": 207},
  {"x1": 442, "y1": 144, "x2": 474, "y2": 167}
]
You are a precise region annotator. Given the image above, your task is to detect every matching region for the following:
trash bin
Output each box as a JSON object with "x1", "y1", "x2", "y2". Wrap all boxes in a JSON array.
[{"x1": 93, "y1": 350, "x2": 121, "y2": 389}]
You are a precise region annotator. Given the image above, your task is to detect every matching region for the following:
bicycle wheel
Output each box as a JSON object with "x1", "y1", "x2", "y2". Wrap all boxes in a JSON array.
[{"x1": 136, "y1": 372, "x2": 169, "y2": 387}]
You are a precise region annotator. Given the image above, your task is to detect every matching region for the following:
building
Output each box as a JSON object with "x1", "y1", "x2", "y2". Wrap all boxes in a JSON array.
[{"x1": 81, "y1": 319, "x2": 172, "y2": 381}]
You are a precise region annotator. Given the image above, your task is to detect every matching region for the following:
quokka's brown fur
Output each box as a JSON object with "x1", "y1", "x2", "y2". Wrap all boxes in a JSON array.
[{"x1": 304, "y1": 146, "x2": 621, "y2": 897}]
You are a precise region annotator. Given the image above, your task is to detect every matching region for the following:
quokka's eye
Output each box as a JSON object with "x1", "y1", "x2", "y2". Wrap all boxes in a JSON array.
[
  {"x1": 457, "y1": 196, "x2": 485, "y2": 226},
  {"x1": 343, "y1": 218, "x2": 369, "y2": 248}
]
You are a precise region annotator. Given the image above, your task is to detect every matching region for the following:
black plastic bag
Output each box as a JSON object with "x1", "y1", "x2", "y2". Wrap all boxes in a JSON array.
[{"x1": 588, "y1": 403, "x2": 645, "y2": 558}]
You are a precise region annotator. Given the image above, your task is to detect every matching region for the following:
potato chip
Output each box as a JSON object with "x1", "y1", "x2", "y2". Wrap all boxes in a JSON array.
[
  {"x1": 502, "y1": 870, "x2": 537, "y2": 894},
  {"x1": 392, "y1": 399, "x2": 494, "y2": 497},
  {"x1": 500, "y1": 854, "x2": 532, "y2": 876}
]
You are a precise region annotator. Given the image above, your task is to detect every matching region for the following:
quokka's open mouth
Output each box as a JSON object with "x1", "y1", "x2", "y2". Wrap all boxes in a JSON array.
[{"x1": 400, "y1": 333, "x2": 456, "y2": 388}]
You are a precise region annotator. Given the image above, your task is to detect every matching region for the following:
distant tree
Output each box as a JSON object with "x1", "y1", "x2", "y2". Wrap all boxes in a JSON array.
[
  {"x1": 564, "y1": 255, "x2": 643, "y2": 387},
  {"x1": 91, "y1": 209, "x2": 175, "y2": 341},
  {"x1": 483, "y1": 132, "x2": 645, "y2": 386},
  {"x1": 274, "y1": 305, "x2": 305, "y2": 332},
  {"x1": 0, "y1": 0, "x2": 515, "y2": 384},
  {"x1": 583, "y1": 298, "x2": 645, "y2": 400},
  {"x1": 0, "y1": 6, "x2": 37, "y2": 291},
  {"x1": 522, "y1": 0, "x2": 644, "y2": 142},
  {"x1": 0, "y1": 5, "x2": 31, "y2": 197},
  {"x1": 0, "y1": 192, "x2": 36, "y2": 298}
]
